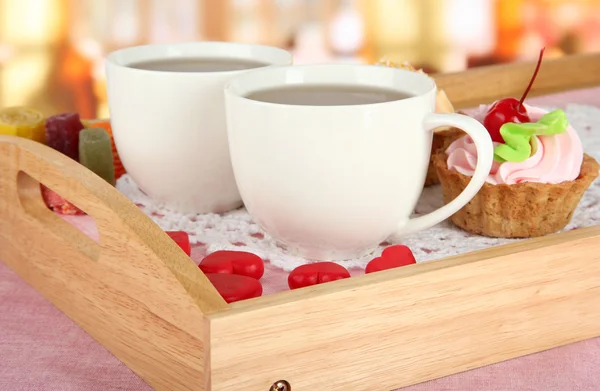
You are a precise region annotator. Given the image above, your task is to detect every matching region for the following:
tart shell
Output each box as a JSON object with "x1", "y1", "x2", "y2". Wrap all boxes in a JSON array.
[{"x1": 433, "y1": 151, "x2": 600, "y2": 238}]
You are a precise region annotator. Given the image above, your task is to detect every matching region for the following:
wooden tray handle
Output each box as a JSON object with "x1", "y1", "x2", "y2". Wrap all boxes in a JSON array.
[
  {"x1": 0, "y1": 135, "x2": 226, "y2": 311},
  {"x1": 0, "y1": 133, "x2": 226, "y2": 328},
  {"x1": 0, "y1": 135, "x2": 226, "y2": 389}
]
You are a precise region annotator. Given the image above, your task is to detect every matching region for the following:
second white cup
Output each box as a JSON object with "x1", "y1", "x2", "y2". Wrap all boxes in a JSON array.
[{"x1": 106, "y1": 42, "x2": 292, "y2": 214}]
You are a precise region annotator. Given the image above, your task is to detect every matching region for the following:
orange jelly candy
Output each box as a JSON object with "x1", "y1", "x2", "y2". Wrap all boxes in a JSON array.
[{"x1": 82, "y1": 118, "x2": 126, "y2": 179}]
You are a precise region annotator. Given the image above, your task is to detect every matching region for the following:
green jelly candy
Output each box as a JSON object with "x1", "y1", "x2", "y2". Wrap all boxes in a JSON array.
[{"x1": 78, "y1": 128, "x2": 115, "y2": 185}]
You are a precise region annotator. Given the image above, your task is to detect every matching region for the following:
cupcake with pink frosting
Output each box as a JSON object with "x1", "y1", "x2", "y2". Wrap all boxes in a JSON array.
[{"x1": 434, "y1": 103, "x2": 599, "y2": 238}]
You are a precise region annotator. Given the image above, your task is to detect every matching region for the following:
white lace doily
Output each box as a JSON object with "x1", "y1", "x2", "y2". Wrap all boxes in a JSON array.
[{"x1": 116, "y1": 104, "x2": 600, "y2": 271}]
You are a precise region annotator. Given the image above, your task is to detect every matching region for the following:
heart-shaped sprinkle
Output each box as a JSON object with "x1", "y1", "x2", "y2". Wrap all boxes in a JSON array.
[
  {"x1": 199, "y1": 250, "x2": 265, "y2": 280},
  {"x1": 365, "y1": 245, "x2": 416, "y2": 274},
  {"x1": 288, "y1": 262, "x2": 351, "y2": 290},
  {"x1": 205, "y1": 273, "x2": 263, "y2": 303},
  {"x1": 165, "y1": 231, "x2": 191, "y2": 256}
]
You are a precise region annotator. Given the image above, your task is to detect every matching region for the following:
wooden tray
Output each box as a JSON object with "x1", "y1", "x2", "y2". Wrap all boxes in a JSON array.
[{"x1": 1, "y1": 53, "x2": 600, "y2": 391}]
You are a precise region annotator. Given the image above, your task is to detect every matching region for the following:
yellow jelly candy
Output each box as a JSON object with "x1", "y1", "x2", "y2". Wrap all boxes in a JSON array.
[{"x1": 0, "y1": 106, "x2": 46, "y2": 143}]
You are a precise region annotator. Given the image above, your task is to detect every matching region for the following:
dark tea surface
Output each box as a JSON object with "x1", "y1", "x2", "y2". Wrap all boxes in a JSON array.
[
  {"x1": 245, "y1": 85, "x2": 412, "y2": 106},
  {"x1": 128, "y1": 57, "x2": 268, "y2": 72}
]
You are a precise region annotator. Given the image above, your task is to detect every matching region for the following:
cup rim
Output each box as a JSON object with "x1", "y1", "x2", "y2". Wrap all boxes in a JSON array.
[
  {"x1": 105, "y1": 41, "x2": 293, "y2": 76},
  {"x1": 224, "y1": 63, "x2": 437, "y2": 108}
]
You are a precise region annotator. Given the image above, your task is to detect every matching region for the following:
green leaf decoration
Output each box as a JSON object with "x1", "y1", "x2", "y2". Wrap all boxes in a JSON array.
[
  {"x1": 537, "y1": 109, "x2": 569, "y2": 135},
  {"x1": 493, "y1": 109, "x2": 568, "y2": 163}
]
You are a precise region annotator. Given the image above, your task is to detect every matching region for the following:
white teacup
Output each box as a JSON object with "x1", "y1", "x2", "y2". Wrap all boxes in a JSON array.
[
  {"x1": 225, "y1": 64, "x2": 494, "y2": 261},
  {"x1": 105, "y1": 42, "x2": 292, "y2": 214}
]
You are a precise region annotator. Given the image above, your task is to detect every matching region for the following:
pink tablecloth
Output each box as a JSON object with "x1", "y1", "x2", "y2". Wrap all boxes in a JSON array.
[{"x1": 2, "y1": 88, "x2": 600, "y2": 391}]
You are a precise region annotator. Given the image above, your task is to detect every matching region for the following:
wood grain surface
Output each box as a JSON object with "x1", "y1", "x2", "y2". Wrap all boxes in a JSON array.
[
  {"x1": 0, "y1": 54, "x2": 599, "y2": 391},
  {"x1": 209, "y1": 226, "x2": 600, "y2": 390},
  {"x1": 434, "y1": 52, "x2": 600, "y2": 109}
]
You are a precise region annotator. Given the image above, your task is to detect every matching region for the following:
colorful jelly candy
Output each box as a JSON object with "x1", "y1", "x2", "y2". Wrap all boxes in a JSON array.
[
  {"x1": 199, "y1": 250, "x2": 265, "y2": 280},
  {"x1": 45, "y1": 113, "x2": 84, "y2": 161},
  {"x1": 0, "y1": 106, "x2": 46, "y2": 143},
  {"x1": 78, "y1": 128, "x2": 115, "y2": 185},
  {"x1": 41, "y1": 185, "x2": 84, "y2": 215},
  {"x1": 82, "y1": 118, "x2": 126, "y2": 180},
  {"x1": 365, "y1": 245, "x2": 416, "y2": 274},
  {"x1": 288, "y1": 262, "x2": 350, "y2": 290},
  {"x1": 205, "y1": 273, "x2": 263, "y2": 303},
  {"x1": 165, "y1": 231, "x2": 191, "y2": 256}
]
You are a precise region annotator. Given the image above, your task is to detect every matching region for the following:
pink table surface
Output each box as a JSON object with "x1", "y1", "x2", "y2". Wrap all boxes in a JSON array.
[{"x1": 2, "y1": 87, "x2": 600, "y2": 391}]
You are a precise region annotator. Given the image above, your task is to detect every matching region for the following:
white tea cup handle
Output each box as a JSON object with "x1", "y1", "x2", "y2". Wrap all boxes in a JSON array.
[{"x1": 393, "y1": 113, "x2": 494, "y2": 238}]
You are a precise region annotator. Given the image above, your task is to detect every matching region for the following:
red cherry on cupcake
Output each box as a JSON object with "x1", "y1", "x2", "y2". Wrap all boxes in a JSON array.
[
  {"x1": 483, "y1": 47, "x2": 546, "y2": 143},
  {"x1": 483, "y1": 98, "x2": 530, "y2": 143}
]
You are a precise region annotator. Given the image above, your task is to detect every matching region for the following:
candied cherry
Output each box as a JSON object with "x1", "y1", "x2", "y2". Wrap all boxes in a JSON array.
[{"x1": 483, "y1": 48, "x2": 545, "y2": 143}]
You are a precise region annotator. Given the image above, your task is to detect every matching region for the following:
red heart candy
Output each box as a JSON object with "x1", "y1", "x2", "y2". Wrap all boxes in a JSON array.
[
  {"x1": 199, "y1": 250, "x2": 264, "y2": 280},
  {"x1": 205, "y1": 273, "x2": 263, "y2": 303},
  {"x1": 165, "y1": 231, "x2": 191, "y2": 256},
  {"x1": 288, "y1": 262, "x2": 351, "y2": 290},
  {"x1": 381, "y1": 245, "x2": 416, "y2": 262},
  {"x1": 365, "y1": 245, "x2": 416, "y2": 274}
]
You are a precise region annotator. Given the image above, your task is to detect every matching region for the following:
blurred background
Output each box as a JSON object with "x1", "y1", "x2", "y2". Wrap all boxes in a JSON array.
[{"x1": 1, "y1": 0, "x2": 599, "y2": 118}]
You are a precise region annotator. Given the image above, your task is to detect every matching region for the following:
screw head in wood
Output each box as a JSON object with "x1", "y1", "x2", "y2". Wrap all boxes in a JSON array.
[{"x1": 270, "y1": 380, "x2": 291, "y2": 391}]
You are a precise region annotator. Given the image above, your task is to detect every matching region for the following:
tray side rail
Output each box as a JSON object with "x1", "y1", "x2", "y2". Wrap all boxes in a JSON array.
[{"x1": 209, "y1": 226, "x2": 600, "y2": 390}]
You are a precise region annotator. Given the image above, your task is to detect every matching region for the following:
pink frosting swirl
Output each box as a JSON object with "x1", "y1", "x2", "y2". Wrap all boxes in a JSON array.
[{"x1": 446, "y1": 104, "x2": 583, "y2": 185}]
